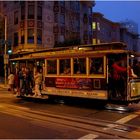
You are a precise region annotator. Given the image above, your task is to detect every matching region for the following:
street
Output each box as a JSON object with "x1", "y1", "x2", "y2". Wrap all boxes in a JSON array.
[
  {"x1": 0, "y1": 87, "x2": 140, "y2": 139},
  {"x1": 1, "y1": 1, "x2": 140, "y2": 139}
]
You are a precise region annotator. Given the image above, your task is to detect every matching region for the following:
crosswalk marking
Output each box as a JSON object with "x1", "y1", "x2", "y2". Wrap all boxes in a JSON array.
[
  {"x1": 78, "y1": 134, "x2": 98, "y2": 139},
  {"x1": 116, "y1": 114, "x2": 138, "y2": 124},
  {"x1": 127, "y1": 129, "x2": 140, "y2": 139},
  {"x1": 103, "y1": 114, "x2": 138, "y2": 131},
  {"x1": 135, "y1": 111, "x2": 140, "y2": 115}
]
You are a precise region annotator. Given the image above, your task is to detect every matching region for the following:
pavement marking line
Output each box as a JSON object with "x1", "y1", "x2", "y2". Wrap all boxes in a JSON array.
[
  {"x1": 103, "y1": 124, "x2": 118, "y2": 130},
  {"x1": 127, "y1": 129, "x2": 140, "y2": 139},
  {"x1": 0, "y1": 105, "x2": 4, "y2": 108},
  {"x1": 103, "y1": 114, "x2": 138, "y2": 131},
  {"x1": 135, "y1": 111, "x2": 140, "y2": 115},
  {"x1": 116, "y1": 114, "x2": 138, "y2": 124},
  {"x1": 0, "y1": 104, "x2": 30, "y2": 111},
  {"x1": 78, "y1": 134, "x2": 99, "y2": 139}
]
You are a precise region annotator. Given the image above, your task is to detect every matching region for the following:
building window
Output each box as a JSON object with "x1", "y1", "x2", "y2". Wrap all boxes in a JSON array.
[
  {"x1": 27, "y1": 29, "x2": 34, "y2": 43},
  {"x1": 92, "y1": 22, "x2": 96, "y2": 30},
  {"x1": 37, "y1": 1, "x2": 43, "y2": 5},
  {"x1": 92, "y1": 38, "x2": 96, "y2": 44},
  {"x1": 75, "y1": 2, "x2": 80, "y2": 11},
  {"x1": 88, "y1": 7, "x2": 92, "y2": 15},
  {"x1": 37, "y1": 29, "x2": 42, "y2": 44},
  {"x1": 14, "y1": 1, "x2": 19, "y2": 4},
  {"x1": 54, "y1": 13, "x2": 58, "y2": 23},
  {"x1": 21, "y1": 5, "x2": 25, "y2": 20},
  {"x1": 21, "y1": 30, "x2": 25, "y2": 44},
  {"x1": 60, "y1": 14, "x2": 65, "y2": 25},
  {"x1": 14, "y1": 11, "x2": 18, "y2": 25},
  {"x1": 70, "y1": 1, "x2": 80, "y2": 11},
  {"x1": 97, "y1": 22, "x2": 100, "y2": 31},
  {"x1": 60, "y1": 1, "x2": 65, "y2": 6},
  {"x1": 37, "y1": 6, "x2": 42, "y2": 20},
  {"x1": 54, "y1": 34, "x2": 59, "y2": 44},
  {"x1": 28, "y1": 5, "x2": 35, "y2": 19},
  {"x1": 3, "y1": 2, "x2": 7, "y2": 8},
  {"x1": 14, "y1": 32, "x2": 18, "y2": 47}
]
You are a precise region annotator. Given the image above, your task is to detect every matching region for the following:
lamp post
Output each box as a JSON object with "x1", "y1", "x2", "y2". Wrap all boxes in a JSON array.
[
  {"x1": 0, "y1": 13, "x2": 8, "y2": 85},
  {"x1": 4, "y1": 15, "x2": 7, "y2": 86}
]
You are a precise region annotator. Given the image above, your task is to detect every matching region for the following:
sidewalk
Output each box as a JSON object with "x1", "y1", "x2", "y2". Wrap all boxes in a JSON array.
[
  {"x1": 0, "y1": 77, "x2": 9, "y2": 89},
  {"x1": 0, "y1": 83, "x2": 9, "y2": 89}
]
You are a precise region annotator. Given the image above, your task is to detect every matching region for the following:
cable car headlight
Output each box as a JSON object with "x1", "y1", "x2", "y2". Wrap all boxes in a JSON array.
[
  {"x1": 12, "y1": 62, "x2": 16, "y2": 65},
  {"x1": 130, "y1": 54, "x2": 135, "y2": 58}
]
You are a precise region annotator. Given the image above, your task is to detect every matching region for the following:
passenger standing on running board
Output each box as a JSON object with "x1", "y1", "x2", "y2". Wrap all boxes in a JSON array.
[{"x1": 33, "y1": 69, "x2": 42, "y2": 97}]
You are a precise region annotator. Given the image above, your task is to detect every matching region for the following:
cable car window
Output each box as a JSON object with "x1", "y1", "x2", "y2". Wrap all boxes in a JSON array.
[
  {"x1": 73, "y1": 58, "x2": 86, "y2": 74},
  {"x1": 47, "y1": 60, "x2": 57, "y2": 74},
  {"x1": 90, "y1": 57, "x2": 104, "y2": 74},
  {"x1": 60, "y1": 59, "x2": 71, "y2": 75}
]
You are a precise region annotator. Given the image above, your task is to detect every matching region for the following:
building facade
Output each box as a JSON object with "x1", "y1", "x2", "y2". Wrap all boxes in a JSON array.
[
  {"x1": 120, "y1": 27, "x2": 139, "y2": 51},
  {"x1": 92, "y1": 12, "x2": 120, "y2": 44},
  {"x1": 0, "y1": 1, "x2": 93, "y2": 54},
  {"x1": 120, "y1": 19, "x2": 139, "y2": 34},
  {"x1": 92, "y1": 12, "x2": 139, "y2": 51}
]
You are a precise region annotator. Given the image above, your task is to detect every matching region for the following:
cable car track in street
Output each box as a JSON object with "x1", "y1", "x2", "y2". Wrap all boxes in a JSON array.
[{"x1": 0, "y1": 103, "x2": 140, "y2": 139}]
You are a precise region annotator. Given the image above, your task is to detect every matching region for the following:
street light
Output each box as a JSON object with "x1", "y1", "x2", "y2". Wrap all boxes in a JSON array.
[{"x1": 0, "y1": 13, "x2": 8, "y2": 85}]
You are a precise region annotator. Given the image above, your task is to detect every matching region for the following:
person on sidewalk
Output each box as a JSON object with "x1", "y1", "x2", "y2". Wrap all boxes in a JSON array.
[{"x1": 8, "y1": 72, "x2": 15, "y2": 92}]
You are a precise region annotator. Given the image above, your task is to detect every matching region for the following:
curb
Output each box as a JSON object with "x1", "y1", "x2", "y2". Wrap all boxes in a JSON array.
[{"x1": 0, "y1": 84, "x2": 9, "y2": 89}]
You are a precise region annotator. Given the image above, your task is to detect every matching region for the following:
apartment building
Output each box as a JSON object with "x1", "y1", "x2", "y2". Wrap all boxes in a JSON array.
[
  {"x1": 92, "y1": 12, "x2": 120, "y2": 44},
  {"x1": 120, "y1": 27, "x2": 139, "y2": 51},
  {"x1": 120, "y1": 19, "x2": 139, "y2": 34},
  {"x1": 0, "y1": 1, "x2": 94, "y2": 54},
  {"x1": 92, "y1": 12, "x2": 139, "y2": 51}
]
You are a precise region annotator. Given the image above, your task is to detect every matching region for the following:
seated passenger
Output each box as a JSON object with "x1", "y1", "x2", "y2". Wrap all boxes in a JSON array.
[{"x1": 63, "y1": 67, "x2": 71, "y2": 75}]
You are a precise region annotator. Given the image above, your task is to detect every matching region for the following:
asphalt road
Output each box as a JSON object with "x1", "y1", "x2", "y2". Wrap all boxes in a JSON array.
[{"x1": 0, "y1": 87, "x2": 140, "y2": 139}]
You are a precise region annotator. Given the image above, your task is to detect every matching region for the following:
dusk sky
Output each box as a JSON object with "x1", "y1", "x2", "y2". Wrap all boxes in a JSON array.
[{"x1": 94, "y1": 1, "x2": 140, "y2": 33}]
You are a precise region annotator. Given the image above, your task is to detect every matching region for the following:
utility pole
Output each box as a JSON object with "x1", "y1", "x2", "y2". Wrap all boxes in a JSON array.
[
  {"x1": 4, "y1": 15, "x2": 8, "y2": 85},
  {"x1": 0, "y1": 13, "x2": 8, "y2": 85}
]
